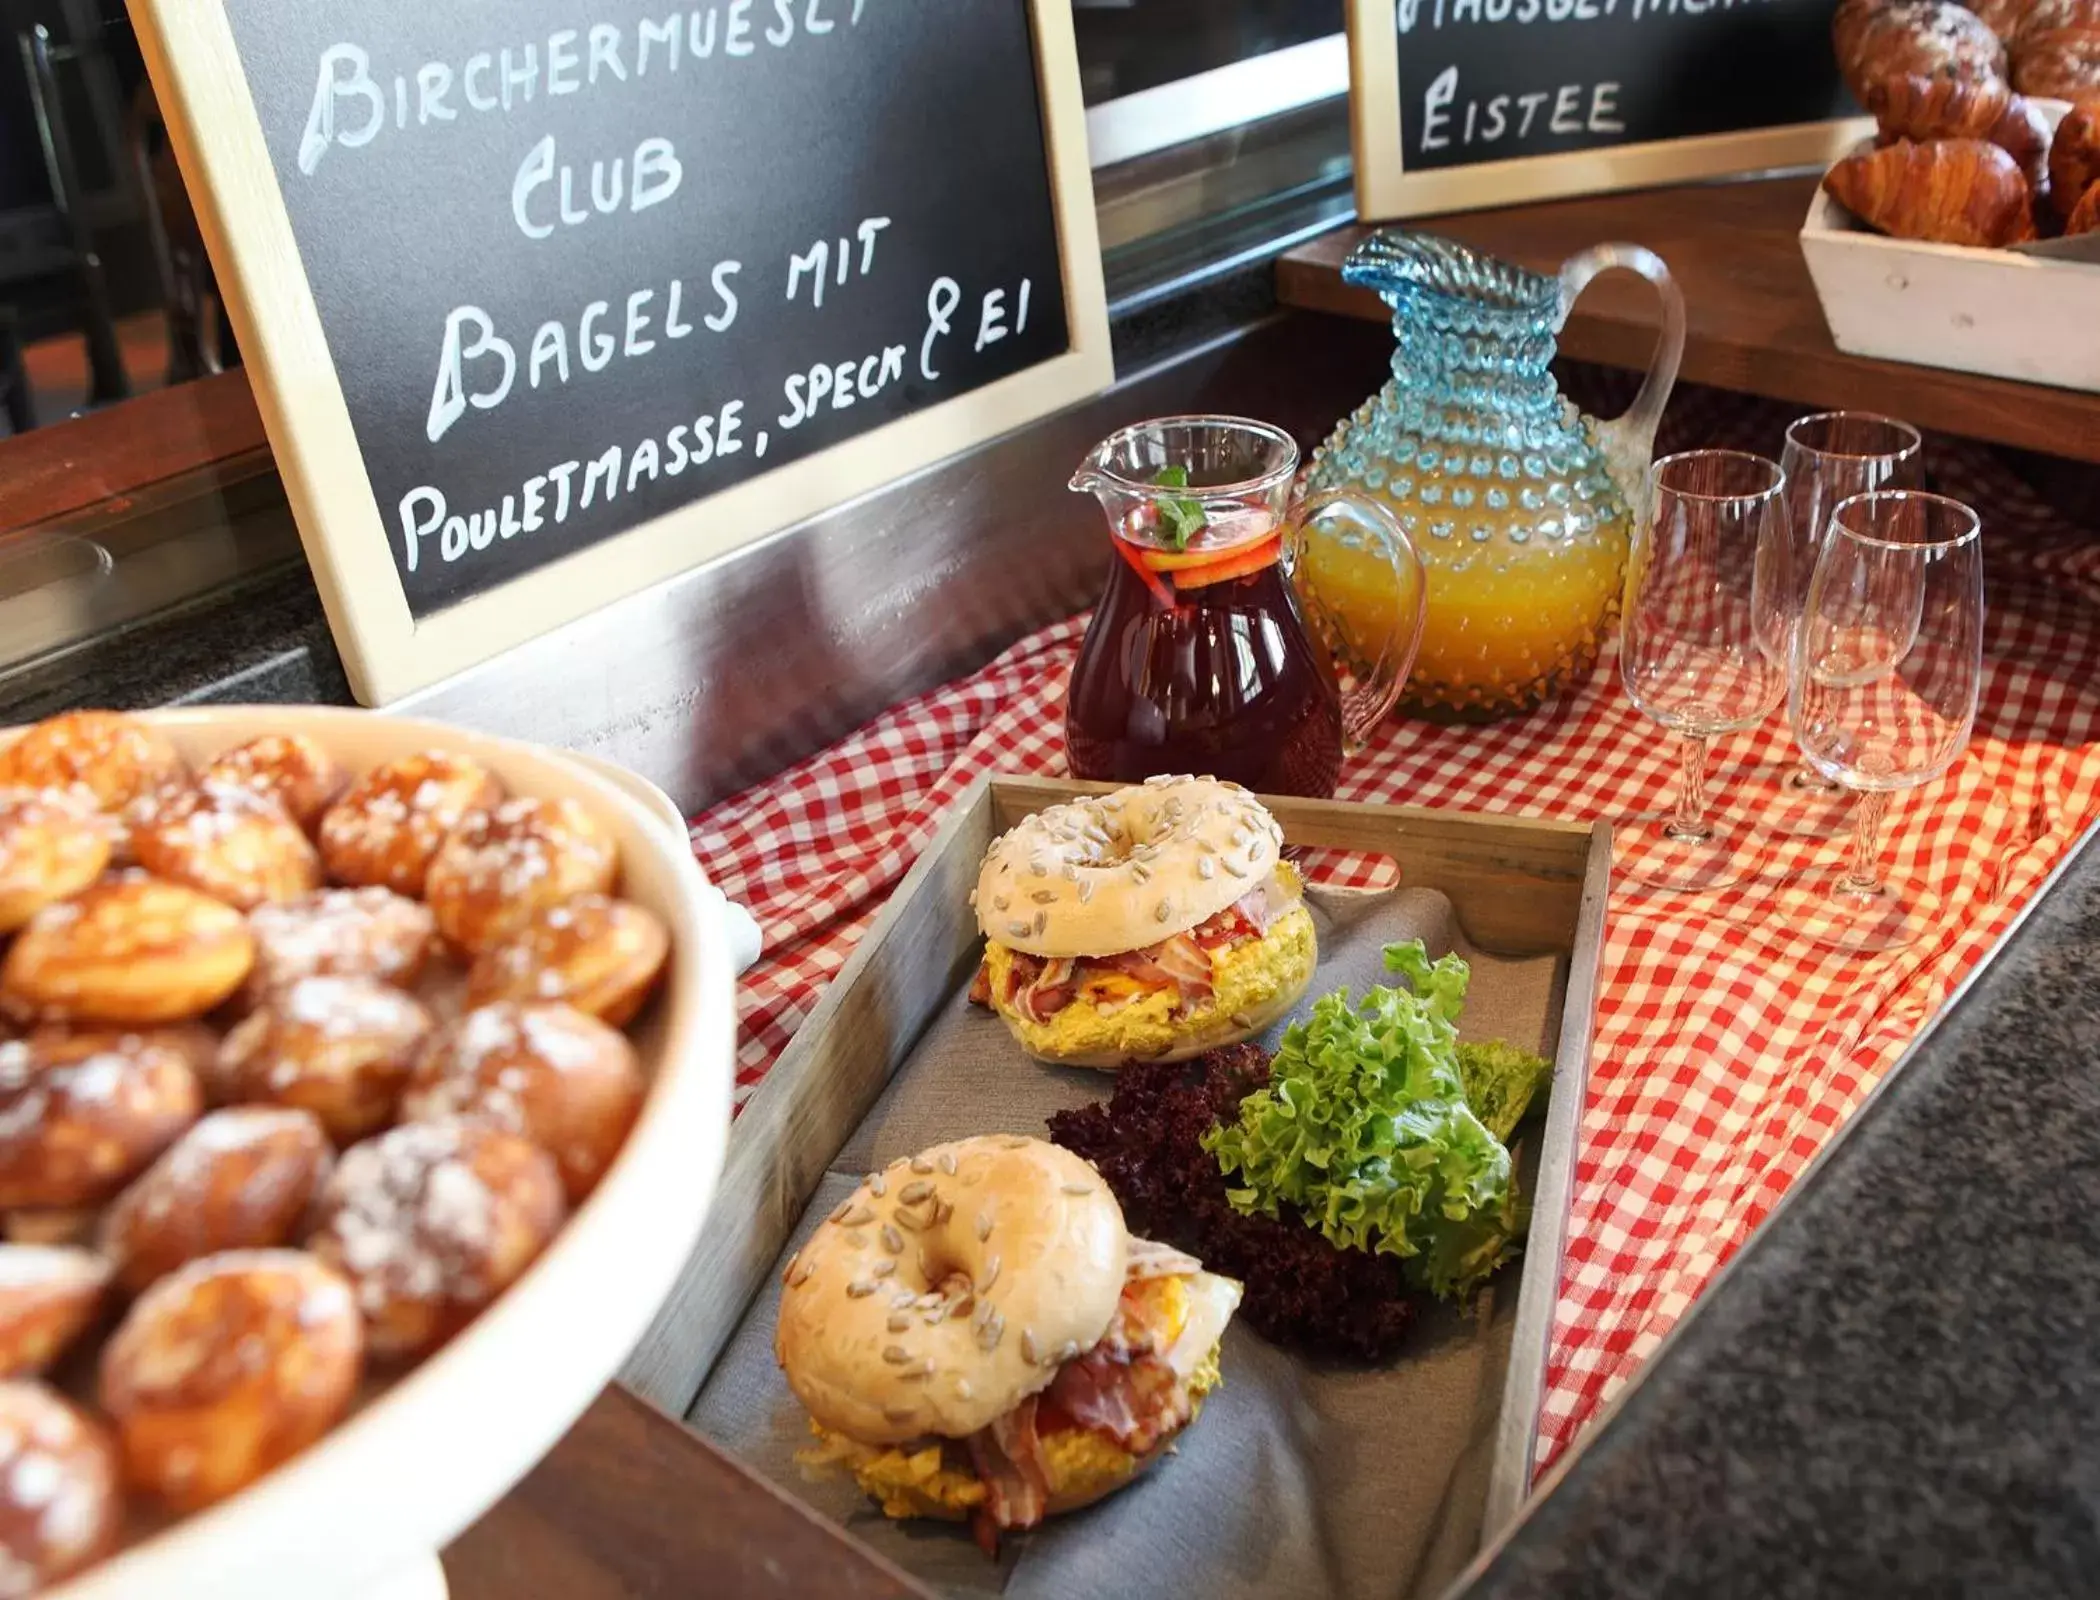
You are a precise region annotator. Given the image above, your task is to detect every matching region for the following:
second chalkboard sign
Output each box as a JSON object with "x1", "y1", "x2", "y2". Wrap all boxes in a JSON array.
[
  {"x1": 132, "y1": 1, "x2": 1109, "y2": 705},
  {"x1": 1347, "y1": 0, "x2": 1867, "y2": 218}
]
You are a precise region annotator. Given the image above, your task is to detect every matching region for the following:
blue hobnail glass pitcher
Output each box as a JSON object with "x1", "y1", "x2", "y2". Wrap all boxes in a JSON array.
[{"x1": 1299, "y1": 230, "x2": 1684, "y2": 723}]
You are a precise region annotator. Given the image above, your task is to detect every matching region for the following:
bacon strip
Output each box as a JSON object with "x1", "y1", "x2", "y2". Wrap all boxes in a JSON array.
[
  {"x1": 966, "y1": 1396, "x2": 1050, "y2": 1541},
  {"x1": 967, "y1": 961, "x2": 992, "y2": 1007},
  {"x1": 1190, "y1": 907, "x2": 1257, "y2": 950},
  {"x1": 1093, "y1": 933, "x2": 1214, "y2": 1012},
  {"x1": 1003, "y1": 950, "x2": 1043, "y2": 1004},
  {"x1": 1044, "y1": 1349, "x2": 1193, "y2": 1458},
  {"x1": 1015, "y1": 957, "x2": 1077, "y2": 1024}
]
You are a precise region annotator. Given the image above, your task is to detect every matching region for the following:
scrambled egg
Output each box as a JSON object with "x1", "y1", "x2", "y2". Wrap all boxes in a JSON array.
[
  {"x1": 1038, "y1": 1427, "x2": 1140, "y2": 1503},
  {"x1": 986, "y1": 903, "x2": 1316, "y2": 1063},
  {"x1": 1139, "y1": 1272, "x2": 1191, "y2": 1346},
  {"x1": 800, "y1": 1427, "x2": 987, "y2": 1520},
  {"x1": 799, "y1": 1277, "x2": 1227, "y2": 1523}
]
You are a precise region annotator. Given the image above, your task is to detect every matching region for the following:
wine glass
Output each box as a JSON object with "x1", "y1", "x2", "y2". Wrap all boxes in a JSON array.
[
  {"x1": 1770, "y1": 412, "x2": 1925, "y2": 830},
  {"x1": 1787, "y1": 491, "x2": 1983, "y2": 952},
  {"x1": 1617, "y1": 450, "x2": 1794, "y2": 892}
]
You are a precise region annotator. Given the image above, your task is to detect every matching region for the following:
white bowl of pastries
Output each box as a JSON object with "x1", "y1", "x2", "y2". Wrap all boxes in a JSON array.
[{"x1": 0, "y1": 706, "x2": 735, "y2": 1599}]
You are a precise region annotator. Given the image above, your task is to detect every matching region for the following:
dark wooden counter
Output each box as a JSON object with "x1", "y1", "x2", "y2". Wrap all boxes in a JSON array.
[
  {"x1": 443, "y1": 1386, "x2": 932, "y2": 1599},
  {"x1": 1275, "y1": 175, "x2": 2100, "y2": 466}
]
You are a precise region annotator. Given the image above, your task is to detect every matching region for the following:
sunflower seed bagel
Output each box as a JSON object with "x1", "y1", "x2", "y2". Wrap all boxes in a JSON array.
[
  {"x1": 773, "y1": 1136, "x2": 1127, "y2": 1445},
  {"x1": 970, "y1": 776, "x2": 1284, "y2": 958}
]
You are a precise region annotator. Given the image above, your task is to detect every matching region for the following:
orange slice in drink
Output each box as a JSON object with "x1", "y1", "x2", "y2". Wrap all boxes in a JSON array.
[
  {"x1": 1139, "y1": 545, "x2": 1245, "y2": 573},
  {"x1": 1170, "y1": 535, "x2": 1284, "y2": 591}
]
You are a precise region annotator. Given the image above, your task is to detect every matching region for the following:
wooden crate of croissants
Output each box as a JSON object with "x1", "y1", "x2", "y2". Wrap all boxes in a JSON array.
[
  {"x1": 1803, "y1": 0, "x2": 2100, "y2": 388},
  {"x1": 0, "y1": 708, "x2": 680, "y2": 1595},
  {"x1": 1828, "y1": 0, "x2": 2100, "y2": 244}
]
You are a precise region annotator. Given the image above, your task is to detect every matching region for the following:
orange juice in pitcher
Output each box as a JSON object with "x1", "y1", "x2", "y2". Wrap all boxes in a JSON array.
[{"x1": 1300, "y1": 231, "x2": 1683, "y2": 723}]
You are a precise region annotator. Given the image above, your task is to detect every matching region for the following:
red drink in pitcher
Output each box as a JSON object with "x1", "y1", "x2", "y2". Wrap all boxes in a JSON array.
[{"x1": 1064, "y1": 416, "x2": 1427, "y2": 799}]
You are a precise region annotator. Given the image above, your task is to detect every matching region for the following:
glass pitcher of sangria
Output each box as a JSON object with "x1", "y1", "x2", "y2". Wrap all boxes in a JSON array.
[{"x1": 1065, "y1": 415, "x2": 1426, "y2": 799}]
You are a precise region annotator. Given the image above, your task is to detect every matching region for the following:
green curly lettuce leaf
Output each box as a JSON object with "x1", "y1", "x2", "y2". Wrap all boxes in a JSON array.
[
  {"x1": 1202, "y1": 941, "x2": 1537, "y2": 1304},
  {"x1": 1457, "y1": 1039, "x2": 1553, "y2": 1144}
]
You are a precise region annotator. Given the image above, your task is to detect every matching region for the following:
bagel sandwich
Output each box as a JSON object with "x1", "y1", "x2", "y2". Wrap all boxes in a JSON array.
[
  {"x1": 776, "y1": 1136, "x2": 1241, "y2": 1549},
  {"x1": 967, "y1": 776, "x2": 1315, "y2": 1068}
]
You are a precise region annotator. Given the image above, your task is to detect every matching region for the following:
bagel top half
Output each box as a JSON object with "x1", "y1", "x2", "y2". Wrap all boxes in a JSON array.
[
  {"x1": 775, "y1": 1136, "x2": 1126, "y2": 1445},
  {"x1": 970, "y1": 776, "x2": 1281, "y2": 960}
]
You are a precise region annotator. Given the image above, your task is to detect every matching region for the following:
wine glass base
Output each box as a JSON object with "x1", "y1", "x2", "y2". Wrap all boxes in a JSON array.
[
  {"x1": 1777, "y1": 871, "x2": 1940, "y2": 953},
  {"x1": 1614, "y1": 819, "x2": 1755, "y2": 893},
  {"x1": 1757, "y1": 766, "x2": 1852, "y2": 839}
]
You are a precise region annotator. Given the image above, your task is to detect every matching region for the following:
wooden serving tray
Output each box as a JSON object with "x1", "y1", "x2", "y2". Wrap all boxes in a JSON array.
[{"x1": 622, "y1": 776, "x2": 1609, "y2": 1542}]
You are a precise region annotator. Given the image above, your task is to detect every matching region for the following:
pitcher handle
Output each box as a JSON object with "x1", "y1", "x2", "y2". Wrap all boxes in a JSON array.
[
  {"x1": 1556, "y1": 243, "x2": 1685, "y2": 520},
  {"x1": 1283, "y1": 489, "x2": 1427, "y2": 753}
]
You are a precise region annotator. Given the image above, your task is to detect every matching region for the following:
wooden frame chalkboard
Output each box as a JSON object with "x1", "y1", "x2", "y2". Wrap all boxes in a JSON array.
[
  {"x1": 1346, "y1": 0, "x2": 1870, "y2": 221},
  {"x1": 129, "y1": 2, "x2": 1112, "y2": 705}
]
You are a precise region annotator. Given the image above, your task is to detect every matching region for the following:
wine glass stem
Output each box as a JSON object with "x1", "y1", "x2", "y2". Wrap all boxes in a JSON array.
[
  {"x1": 1841, "y1": 790, "x2": 1892, "y2": 897},
  {"x1": 1666, "y1": 733, "x2": 1713, "y2": 843}
]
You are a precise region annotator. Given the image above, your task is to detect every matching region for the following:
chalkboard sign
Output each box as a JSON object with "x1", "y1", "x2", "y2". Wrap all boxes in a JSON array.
[
  {"x1": 132, "y1": 1, "x2": 1109, "y2": 704},
  {"x1": 1347, "y1": 0, "x2": 1867, "y2": 219}
]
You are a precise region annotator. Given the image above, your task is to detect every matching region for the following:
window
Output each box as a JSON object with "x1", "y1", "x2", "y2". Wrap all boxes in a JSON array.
[{"x1": 1076, "y1": 1, "x2": 1353, "y2": 296}]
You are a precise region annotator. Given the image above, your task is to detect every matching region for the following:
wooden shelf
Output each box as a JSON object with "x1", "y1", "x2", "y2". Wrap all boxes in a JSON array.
[{"x1": 1276, "y1": 176, "x2": 2100, "y2": 466}]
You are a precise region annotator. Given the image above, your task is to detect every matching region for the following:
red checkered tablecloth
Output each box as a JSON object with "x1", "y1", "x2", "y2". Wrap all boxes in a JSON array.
[{"x1": 689, "y1": 388, "x2": 2100, "y2": 1471}]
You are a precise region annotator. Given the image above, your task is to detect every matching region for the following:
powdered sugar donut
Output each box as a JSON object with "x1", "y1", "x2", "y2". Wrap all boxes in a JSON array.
[
  {"x1": 0, "y1": 1033, "x2": 201, "y2": 1209},
  {"x1": 423, "y1": 796, "x2": 619, "y2": 955},
  {"x1": 402, "y1": 1002, "x2": 643, "y2": 1203},
  {"x1": 199, "y1": 733, "x2": 348, "y2": 834},
  {"x1": 131, "y1": 781, "x2": 322, "y2": 911},
  {"x1": 0, "y1": 1247, "x2": 110, "y2": 1379},
  {"x1": 100, "y1": 1107, "x2": 332, "y2": 1294},
  {"x1": 243, "y1": 888, "x2": 437, "y2": 1008},
  {"x1": 98, "y1": 1249, "x2": 361, "y2": 1511},
  {"x1": 0, "y1": 1383, "x2": 119, "y2": 1592},
  {"x1": 0, "y1": 711, "x2": 183, "y2": 816},
  {"x1": 317, "y1": 752, "x2": 504, "y2": 899},
  {"x1": 465, "y1": 893, "x2": 669, "y2": 1025},
  {"x1": 306, "y1": 1120, "x2": 565, "y2": 1360},
  {"x1": 0, "y1": 790, "x2": 110, "y2": 936},
  {"x1": 0, "y1": 877, "x2": 255, "y2": 1026},
  {"x1": 215, "y1": 977, "x2": 432, "y2": 1143}
]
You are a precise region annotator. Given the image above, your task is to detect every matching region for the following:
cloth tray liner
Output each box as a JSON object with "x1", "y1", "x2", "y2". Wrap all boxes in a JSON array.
[{"x1": 690, "y1": 885, "x2": 1565, "y2": 1600}]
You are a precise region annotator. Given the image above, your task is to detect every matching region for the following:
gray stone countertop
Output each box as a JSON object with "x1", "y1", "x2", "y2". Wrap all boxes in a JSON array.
[
  {"x1": 0, "y1": 561, "x2": 347, "y2": 724},
  {"x1": 1458, "y1": 821, "x2": 2100, "y2": 1599}
]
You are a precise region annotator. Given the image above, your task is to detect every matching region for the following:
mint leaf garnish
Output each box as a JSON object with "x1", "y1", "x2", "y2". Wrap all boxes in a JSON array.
[{"x1": 1151, "y1": 465, "x2": 1208, "y2": 552}]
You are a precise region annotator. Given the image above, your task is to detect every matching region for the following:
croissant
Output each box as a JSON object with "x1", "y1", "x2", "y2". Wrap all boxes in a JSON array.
[
  {"x1": 1834, "y1": 0, "x2": 2009, "y2": 100},
  {"x1": 2013, "y1": 0, "x2": 2100, "y2": 47},
  {"x1": 1966, "y1": 0, "x2": 2037, "y2": 39},
  {"x1": 2011, "y1": 0, "x2": 2100, "y2": 92},
  {"x1": 1864, "y1": 73, "x2": 2048, "y2": 182},
  {"x1": 1824, "y1": 138, "x2": 2037, "y2": 246},
  {"x1": 2050, "y1": 101, "x2": 2100, "y2": 220},
  {"x1": 2014, "y1": 34, "x2": 2100, "y2": 92},
  {"x1": 2068, "y1": 179, "x2": 2100, "y2": 233}
]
